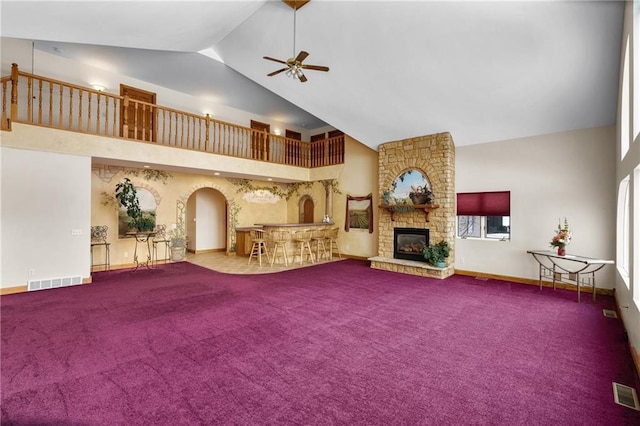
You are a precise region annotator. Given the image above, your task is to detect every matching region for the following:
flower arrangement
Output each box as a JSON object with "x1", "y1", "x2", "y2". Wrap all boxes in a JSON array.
[{"x1": 550, "y1": 217, "x2": 572, "y2": 252}]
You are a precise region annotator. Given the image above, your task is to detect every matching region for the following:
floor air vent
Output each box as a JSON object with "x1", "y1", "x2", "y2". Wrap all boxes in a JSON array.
[
  {"x1": 612, "y1": 382, "x2": 640, "y2": 411},
  {"x1": 28, "y1": 276, "x2": 82, "y2": 291},
  {"x1": 603, "y1": 309, "x2": 618, "y2": 318}
]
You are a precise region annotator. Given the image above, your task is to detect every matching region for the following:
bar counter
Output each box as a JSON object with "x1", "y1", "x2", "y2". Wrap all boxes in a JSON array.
[{"x1": 236, "y1": 223, "x2": 335, "y2": 258}]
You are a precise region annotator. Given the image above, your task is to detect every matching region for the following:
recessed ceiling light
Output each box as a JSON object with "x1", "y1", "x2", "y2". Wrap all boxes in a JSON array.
[
  {"x1": 143, "y1": 165, "x2": 150, "y2": 168},
  {"x1": 267, "y1": 178, "x2": 273, "y2": 181},
  {"x1": 214, "y1": 172, "x2": 220, "y2": 176}
]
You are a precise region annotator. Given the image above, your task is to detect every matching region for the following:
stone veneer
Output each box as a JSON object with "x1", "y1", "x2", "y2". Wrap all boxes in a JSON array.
[{"x1": 370, "y1": 132, "x2": 455, "y2": 279}]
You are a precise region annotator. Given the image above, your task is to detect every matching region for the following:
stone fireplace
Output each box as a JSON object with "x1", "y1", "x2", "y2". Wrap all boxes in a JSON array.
[{"x1": 370, "y1": 132, "x2": 455, "y2": 279}]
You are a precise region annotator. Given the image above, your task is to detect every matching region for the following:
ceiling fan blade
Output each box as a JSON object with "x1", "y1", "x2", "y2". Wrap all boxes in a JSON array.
[
  {"x1": 295, "y1": 51, "x2": 309, "y2": 63},
  {"x1": 267, "y1": 68, "x2": 288, "y2": 77},
  {"x1": 298, "y1": 72, "x2": 308, "y2": 83},
  {"x1": 301, "y1": 64, "x2": 330, "y2": 72},
  {"x1": 263, "y1": 56, "x2": 288, "y2": 65}
]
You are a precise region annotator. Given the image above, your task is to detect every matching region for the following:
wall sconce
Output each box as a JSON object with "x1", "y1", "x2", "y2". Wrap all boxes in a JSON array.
[
  {"x1": 273, "y1": 129, "x2": 281, "y2": 136},
  {"x1": 91, "y1": 84, "x2": 106, "y2": 92}
]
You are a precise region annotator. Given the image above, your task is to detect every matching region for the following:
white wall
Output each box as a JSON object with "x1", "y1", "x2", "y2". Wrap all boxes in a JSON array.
[
  {"x1": 455, "y1": 126, "x2": 616, "y2": 287},
  {"x1": 195, "y1": 189, "x2": 226, "y2": 251},
  {"x1": 1, "y1": 147, "x2": 91, "y2": 288}
]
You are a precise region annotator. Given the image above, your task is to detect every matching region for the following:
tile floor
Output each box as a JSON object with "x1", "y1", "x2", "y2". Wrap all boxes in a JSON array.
[
  {"x1": 95, "y1": 249, "x2": 345, "y2": 275},
  {"x1": 184, "y1": 250, "x2": 344, "y2": 274}
]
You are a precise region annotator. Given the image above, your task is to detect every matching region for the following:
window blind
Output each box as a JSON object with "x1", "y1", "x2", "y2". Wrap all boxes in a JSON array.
[{"x1": 457, "y1": 191, "x2": 510, "y2": 216}]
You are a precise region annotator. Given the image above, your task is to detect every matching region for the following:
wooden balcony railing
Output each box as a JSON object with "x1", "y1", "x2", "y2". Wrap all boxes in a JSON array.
[{"x1": 1, "y1": 63, "x2": 344, "y2": 168}]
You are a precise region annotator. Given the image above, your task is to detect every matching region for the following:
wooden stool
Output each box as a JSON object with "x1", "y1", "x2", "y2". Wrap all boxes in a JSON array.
[
  {"x1": 268, "y1": 230, "x2": 289, "y2": 267},
  {"x1": 293, "y1": 230, "x2": 315, "y2": 264},
  {"x1": 248, "y1": 229, "x2": 269, "y2": 266},
  {"x1": 325, "y1": 227, "x2": 341, "y2": 258},
  {"x1": 311, "y1": 229, "x2": 329, "y2": 261}
]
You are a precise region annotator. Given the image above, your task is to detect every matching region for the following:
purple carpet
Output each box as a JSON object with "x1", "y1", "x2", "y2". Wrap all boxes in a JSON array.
[{"x1": 1, "y1": 260, "x2": 639, "y2": 425}]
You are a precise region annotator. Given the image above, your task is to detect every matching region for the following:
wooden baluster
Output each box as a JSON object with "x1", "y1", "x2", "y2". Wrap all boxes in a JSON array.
[
  {"x1": 187, "y1": 115, "x2": 192, "y2": 148},
  {"x1": 10, "y1": 64, "x2": 18, "y2": 124},
  {"x1": 161, "y1": 109, "x2": 166, "y2": 144},
  {"x1": 68, "y1": 87, "x2": 73, "y2": 130},
  {"x1": 104, "y1": 96, "x2": 110, "y2": 136},
  {"x1": 180, "y1": 114, "x2": 185, "y2": 147},
  {"x1": 95, "y1": 93, "x2": 101, "y2": 135},
  {"x1": 48, "y1": 83, "x2": 53, "y2": 128},
  {"x1": 87, "y1": 92, "x2": 92, "y2": 133},
  {"x1": 27, "y1": 76, "x2": 33, "y2": 123},
  {"x1": 78, "y1": 89, "x2": 83, "y2": 131},
  {"x1": 37, "y1": 79, "x2": 43, "y2": 125},
  {"x1": 58, "y1": 84, "x2": 63, "y2": 129},
  {"x1": 2, "y1": 80, "x2": 7, "y2": 129},
  {"x1": 122, "y1": 95, "x2": 129, "y2": 138}
]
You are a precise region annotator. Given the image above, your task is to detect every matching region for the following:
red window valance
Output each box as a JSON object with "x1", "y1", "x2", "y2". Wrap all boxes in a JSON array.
[{"x1": 457, "y1": 191, "x2": 510, "y2": 216}]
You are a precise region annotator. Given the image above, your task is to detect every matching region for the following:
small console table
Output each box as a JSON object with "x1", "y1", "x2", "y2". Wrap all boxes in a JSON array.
[
  {"x1": 127, "y1": 231, "x2": 156, "y2": 272},
  {"x1": 527, "y1": 250, "x2": 613, "y2": 302}
]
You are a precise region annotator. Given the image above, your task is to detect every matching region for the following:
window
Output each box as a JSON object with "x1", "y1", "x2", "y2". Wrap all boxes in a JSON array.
[
  {"x1": 621, "y1": 35, "x2": 630, "y2": 159},
  {"x1": 457, "y1": 191, "x2": 510, "y2": 240},
  {"x1": 634, "y1": 166, "x2": 640, "y2": 307},
  {"x1": 616, "y1": 176, "x2": 630, "y2": 287},
  {"x1": 634, "y1": 1, "x2": 640, "y2": 140}
]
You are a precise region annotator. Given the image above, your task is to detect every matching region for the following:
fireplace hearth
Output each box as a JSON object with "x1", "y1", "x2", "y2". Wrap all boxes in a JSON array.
[{"x1": 394, "y1": 228, "x2": 429, "y2": 262}]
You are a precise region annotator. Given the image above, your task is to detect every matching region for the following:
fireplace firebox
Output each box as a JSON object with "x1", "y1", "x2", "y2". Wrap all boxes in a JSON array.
[{"x1": 394, "y1": 228, "x2": 429, "y2": 262}]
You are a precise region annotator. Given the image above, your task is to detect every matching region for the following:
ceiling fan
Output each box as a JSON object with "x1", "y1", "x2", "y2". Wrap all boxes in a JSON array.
[{"x1": 263, "y1": 2, "x2": 329, "y2": 83}]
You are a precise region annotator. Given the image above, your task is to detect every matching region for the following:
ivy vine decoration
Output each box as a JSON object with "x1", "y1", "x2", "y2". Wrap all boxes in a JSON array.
[
  {"x1": 125, "y1": 168, "x2": 172, "y2": 184},
  {"x1": 100, "y1": 191, "x2": 119, "y2": 209},
  {"x1": 320, "y1": 179, "x2": 342, "y2": 195}
]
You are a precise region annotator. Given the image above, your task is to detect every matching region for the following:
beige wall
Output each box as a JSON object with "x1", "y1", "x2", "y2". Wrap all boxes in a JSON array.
[{"x1": 331, "y1": 136, "x2": 379, "y2": 258}]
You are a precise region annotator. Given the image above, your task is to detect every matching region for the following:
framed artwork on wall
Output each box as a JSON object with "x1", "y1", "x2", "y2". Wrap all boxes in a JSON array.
[
  {"x1": 118, "y1": 187, "x2": 157, "y2": 237},
  {"x1": 345, "y1": 193, "x2": 373, "y2": 233}
]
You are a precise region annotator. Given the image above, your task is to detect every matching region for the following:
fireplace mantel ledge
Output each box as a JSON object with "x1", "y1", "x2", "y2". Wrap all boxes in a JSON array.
[
  {"x1": 379, "y1": 204, "x2": 439, "y2": 222},
  {"x1": 369, "y1": 256, "x2": 454, "y2": 279}
]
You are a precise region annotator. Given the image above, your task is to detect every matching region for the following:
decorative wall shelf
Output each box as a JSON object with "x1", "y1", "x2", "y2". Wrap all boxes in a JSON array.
[{"x1": 379, "y1": 204, "x2": 440, "y2": 222}]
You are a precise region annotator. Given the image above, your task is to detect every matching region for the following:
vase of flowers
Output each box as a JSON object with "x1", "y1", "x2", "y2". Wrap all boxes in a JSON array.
[{"x1": 550, "y1": 217, "x2": 572, "y2": 256}]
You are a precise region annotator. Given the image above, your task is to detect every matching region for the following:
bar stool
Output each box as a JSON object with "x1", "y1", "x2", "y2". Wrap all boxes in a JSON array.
[
  {"x1": 311, "y1": 228, "x2": 329, "y2": 261},
  {"x1": 152, "y1": 224, "x2": 171, "y2": 265},
  {"x1": 268, "y1": 230, "x2": 289, "y2": 267},
  {"x1": 325, "y1": 227, "x2": 341, "y2": 258},
  {"x1": 90, "y1": 225, "x2": 110, "y2": 271},
  {"x1": 248, "y1": 229, "x2": 270, "y2": 266},
  {"x1": 292, "y1": 230, "x2": 315, "y2": 265}
]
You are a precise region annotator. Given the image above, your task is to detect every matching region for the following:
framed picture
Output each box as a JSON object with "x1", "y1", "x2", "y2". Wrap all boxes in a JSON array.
[{"x1": 345, "y1": 193, "x2": 373, "y2": 233}]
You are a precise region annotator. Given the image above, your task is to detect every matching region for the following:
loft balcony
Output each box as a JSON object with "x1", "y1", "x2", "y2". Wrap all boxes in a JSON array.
[{"x1": 1, "y1": 63, "x2": 344, "y2": 169}]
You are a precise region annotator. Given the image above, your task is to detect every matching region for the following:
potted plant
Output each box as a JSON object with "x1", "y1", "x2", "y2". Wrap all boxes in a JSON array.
[
  {"x1": 114, "y1": 178, "x2": 154, "y2": 232},
  {"x1": 422, "y1": 240, "x2": 450, "y2": 267},
  {"x1": 168, "y1": 226, "x2": 187, "y2": 261}
]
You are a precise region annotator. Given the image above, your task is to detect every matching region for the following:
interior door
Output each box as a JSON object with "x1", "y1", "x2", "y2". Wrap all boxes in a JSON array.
[
  {"x1": 303, "y1": 198, "x2": 314, "y2": 223},
  {"x1": 250, "y1": 120, "x2": 270, "y2": 161},
  {"x1": 120, "y1": 84, "x2": 156, "y2": 142}
]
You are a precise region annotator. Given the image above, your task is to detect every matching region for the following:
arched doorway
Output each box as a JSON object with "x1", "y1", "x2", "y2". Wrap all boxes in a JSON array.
[{"x1": 186, "y1": 188, "x2": 227, "y2": 253}]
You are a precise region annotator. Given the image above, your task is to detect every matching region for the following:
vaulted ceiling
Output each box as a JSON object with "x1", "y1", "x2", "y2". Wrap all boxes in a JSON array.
[{"x1": 0, "y1": 1, "x2": 624, "y2": 149}]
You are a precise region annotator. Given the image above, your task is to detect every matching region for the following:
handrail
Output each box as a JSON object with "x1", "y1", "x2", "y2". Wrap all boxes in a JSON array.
[{"x1": 1, "y1": 63, "x2": 344, "y2": 168}]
